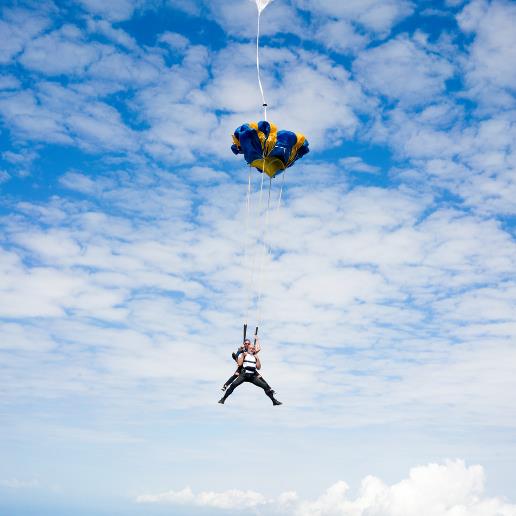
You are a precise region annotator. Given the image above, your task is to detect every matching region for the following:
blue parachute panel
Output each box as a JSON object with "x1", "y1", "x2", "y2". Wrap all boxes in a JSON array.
[{"x1": 231, "y1": 121, "x2": 309, "y2": 178}]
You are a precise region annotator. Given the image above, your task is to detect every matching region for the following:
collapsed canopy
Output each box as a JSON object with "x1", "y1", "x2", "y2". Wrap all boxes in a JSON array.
[{"x1": 231, "y1": 121, "x2": 310, "y2": 178}]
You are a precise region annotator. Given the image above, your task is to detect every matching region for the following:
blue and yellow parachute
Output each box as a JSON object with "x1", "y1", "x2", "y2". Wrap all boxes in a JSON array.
[{"x1": 231, "y1": 121, "x2": 309, "y2": 178}]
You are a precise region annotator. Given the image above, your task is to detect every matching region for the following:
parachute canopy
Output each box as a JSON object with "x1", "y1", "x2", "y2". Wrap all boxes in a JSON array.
[
  {"x1": 253, "y1": 0, "x2": 274, "y2": 14},
  {"x1": 231, "y1": 121, "x2": 310, "y2": 178}
]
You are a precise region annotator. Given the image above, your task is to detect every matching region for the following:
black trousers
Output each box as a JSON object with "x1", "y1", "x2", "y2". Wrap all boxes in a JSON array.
[
  {"x1": 224, "y1": 369, "x2": 272, "y2": 391},
  {"x1": 222, "y1": 372, "x2": 275, "y2": 401}
]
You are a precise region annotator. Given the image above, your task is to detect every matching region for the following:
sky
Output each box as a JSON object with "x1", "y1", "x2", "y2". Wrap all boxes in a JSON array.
[{"x1": 1, "y1": 0, "x2": 516, "y2": 515}]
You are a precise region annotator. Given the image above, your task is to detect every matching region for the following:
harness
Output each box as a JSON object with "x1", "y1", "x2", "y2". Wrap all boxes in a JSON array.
[{"x1": 243, "y1": 354, "x2": 257, "y2": 375}]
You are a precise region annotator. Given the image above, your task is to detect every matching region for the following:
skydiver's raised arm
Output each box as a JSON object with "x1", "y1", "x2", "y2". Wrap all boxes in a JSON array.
[
  {"x1": 255, "y1": 355, "x2": 261, "y2": 370},
  {"x1": 254, "y1": 335, "x2": 261, "y2": 354}
]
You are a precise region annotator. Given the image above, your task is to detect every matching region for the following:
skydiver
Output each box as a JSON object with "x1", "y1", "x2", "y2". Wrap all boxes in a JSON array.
[
  {"x1": 218, "y1": 340, "x2": 281, "y2": 406},
  {"x1": 221, "y1": 337, "x2": 272, "y2": 392}
]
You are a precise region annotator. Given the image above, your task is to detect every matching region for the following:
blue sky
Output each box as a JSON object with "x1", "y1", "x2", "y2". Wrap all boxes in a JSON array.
[{"x1": 1, "y1": 0, "x2": 516, "y2": 515}]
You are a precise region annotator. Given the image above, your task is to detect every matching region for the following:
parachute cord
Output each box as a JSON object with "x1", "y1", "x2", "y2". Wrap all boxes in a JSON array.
[
  {"x1": 256, "y1": 171, "x2": 287, "y2": 327},
  {"x1": 255, "y1": 176, "x2": 273, "y2": 327},
  {"x1": 245, "y1": 4, "x2": 269, "y2": 330},
  {"x1": 276, "y1": 168, "x2": 286, "y2": 211},
  {"x1": 245, "y1": 169, "x2": 266, "y2": 327},
  {"x1": 256, "y1": 11, "x2": 267, "y2": 121},
  {"x1": 243, "y1": 167, "x2": 253, "y2": 326}
]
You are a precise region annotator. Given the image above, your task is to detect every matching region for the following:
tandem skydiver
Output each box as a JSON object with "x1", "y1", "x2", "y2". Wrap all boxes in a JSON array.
[
  {"x1": 220, "y1": 336, "x2": 273, "y2": 392},
  {"x1": 218, "y1": 338, "x2": 281, "y2": 406}
]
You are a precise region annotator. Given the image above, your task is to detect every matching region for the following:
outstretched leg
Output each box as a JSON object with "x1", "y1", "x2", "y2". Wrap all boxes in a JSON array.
[
  {"x1": 257, "y1": 374, "x2": 273, "y2": 393},
  {"x1": 222, "y1": 370, "x2": 239, "y2": 391},
  {"x1": 250, "y1": 375, "x2": 282, "y2": 406},
  {"x1": 219, "y1": 374, "x2": 246, "y2": 404}
]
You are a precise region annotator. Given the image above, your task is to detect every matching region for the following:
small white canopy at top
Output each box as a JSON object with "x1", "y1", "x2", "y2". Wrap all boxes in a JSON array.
[{"x1": 252, "y1": 0, "x2": 274, "y2": 14}]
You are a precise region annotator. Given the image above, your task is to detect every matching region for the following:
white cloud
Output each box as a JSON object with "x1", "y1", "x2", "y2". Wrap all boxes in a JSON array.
[
  {"x1": 207, "y1": 0, "x2": 304, "y2": 39},
  {"x1": 0, "y1": 170, "x2": 10, "y2": 183},
  {"x1": 314, "y1": 19, "x2": 368, "y2": 54},
  {"x1": 457, "y1": 0, "x2": 516, "y2": 109},
  {"x1": 340, "y1": 157, "x2": 380, "y2": 174},
  {"x1": 86, "y1": 18, "x2": 138, "y2": 50},
  {"x1": 166, "y1": 0, "x2": 201, "y2": 16},
  {"x1": 20, "y1": 24, "x2": 104, "y2": 75},
  {"x1": 137, "y1": 486, "x2": 268, "y2": 509},
  {"x1": 0, "y1": 81, "x2": 137, "y2": 150},
  {"x1": 137, "y1": 460, "x2": 516, "y2": 515},
  {"x1": 294, "y1": 0, "x2": 414, "y2": 34},
  {"x1": 0, "y1": 7, "x2": 51, "y2": 64},
  {"x1": 77, "y1": 0, "x2": 143, "y2": 22},
  {"x1": 0, "y1": 75, "x2": 21, "y2": 90},
  {"x1": 0, "y1": 478, "x2": 40, "y2": 489},
  {"x1": 2, "y1": 148, "x2": 38, "y2": 165},
  {"x1": 158, "y1": 31, "x2": 189, "y2": 52},
  {"x1": 354, "y1": 34, "x2": 455, "y2": 106},
  {"x1": 20, "y1": 24, "x2": 162, "y2": 86}
]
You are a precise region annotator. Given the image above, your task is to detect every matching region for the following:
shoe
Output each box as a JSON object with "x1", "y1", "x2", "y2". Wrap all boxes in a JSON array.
[
  {"x1": 218, "y1": 398, "x2": 225, "y2": 404},
  {"x1": 231, "y1": 352, "x2": 237, "y2": 361},
  {"x1": 272, "y1": 399, "x2": 282, "y2": 406}
]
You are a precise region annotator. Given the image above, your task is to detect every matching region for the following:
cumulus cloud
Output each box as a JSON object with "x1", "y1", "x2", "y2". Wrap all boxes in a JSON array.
[
  {"x1": 294, "y1": 0, "x2": 414, "y2": 35},
  {"x1": 0, "y1": 81, "x2": 137, "y2": 150},
  {"x1": 0, "y1": 6, "x2": 51, "y2": 64},
  {"x1": 20, "y1": 24, "x2": 103, "y2": 75},
  {"x1": 137, "y1": 460, "x2": 516, "y2": 515},
  {"x1": 77, "y1": 0, "x2": 143, "y2": 22},
  {"x1": 457, "y1": 0, "x2": 516, "y2": 109},
  {"x1": 353, "y1": 34, "x2": 455, "y2": 106}
]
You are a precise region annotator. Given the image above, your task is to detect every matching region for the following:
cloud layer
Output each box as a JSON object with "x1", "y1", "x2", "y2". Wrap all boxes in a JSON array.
[{"x1": 137, "y1": 460, "x2": 516, "y2": 515}]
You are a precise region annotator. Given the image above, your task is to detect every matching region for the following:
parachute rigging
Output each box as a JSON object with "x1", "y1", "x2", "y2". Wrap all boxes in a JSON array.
[
  {"x1": 253, "y1": 0, "x2": 274, "y2": 120},
  {"x1": 234, "y1": 0, "x2": 310, "y2": 344},
  {"x1": 253, "y1": 0, "x2": 274, "y2": 14}
]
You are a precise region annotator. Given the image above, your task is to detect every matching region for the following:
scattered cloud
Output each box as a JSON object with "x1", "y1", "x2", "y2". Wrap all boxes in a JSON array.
[
  {"x1": 0, "y1": 6, "x2": 51, "y2": 64},
  {"x1": 137, "y1": 460, "x2": 516, "y2": 515},
  {"x1": 20, "y1": 24, "x2": 103, "y2": 76},
  {"x1": 294, "y1": 0, "x2": 414, "y2": 35},
  {"x1": 354, "y1": 34, "x2": 455, "y2": 106},
  {"x1": 0, "y1": 170, "x2": 10, "y2": 183},
  {"x1": 340, "y1": 156, "x2": 380, "y2": 174},
  {"x1": 0, "y1": 478, "x2": 40, "y2": 489},
  {"x1": 458, "y1": 0, "x2": 516, "y2": 109},
  {"x1": 77, "y1": 0, "x2": 144, "y2": 22},
  {"x1": 137, "y1": 486, "x2": 267, "y2": 509}
]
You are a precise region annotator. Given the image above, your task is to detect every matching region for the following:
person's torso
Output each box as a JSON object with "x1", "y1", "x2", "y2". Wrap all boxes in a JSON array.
[{"x1": 243, "y1": 354, "x2": 257, "y2": 375}]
